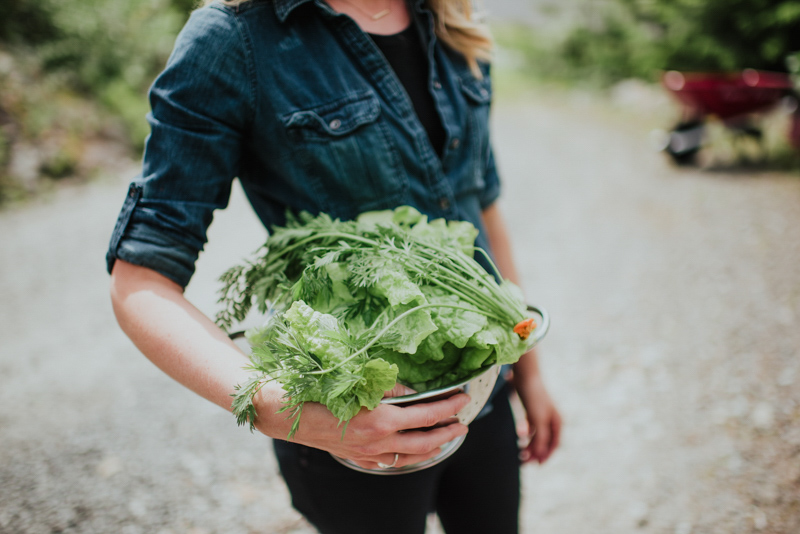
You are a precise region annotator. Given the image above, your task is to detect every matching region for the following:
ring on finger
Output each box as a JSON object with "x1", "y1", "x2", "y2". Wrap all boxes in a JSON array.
[{"x1": 377, "y1": 453, "x2": 399, "y2": 469}]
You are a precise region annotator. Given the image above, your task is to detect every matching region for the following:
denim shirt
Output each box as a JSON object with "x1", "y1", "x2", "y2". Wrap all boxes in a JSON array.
[{"x1": 106, "y1": 0, "x2": 500, "y2": 289}]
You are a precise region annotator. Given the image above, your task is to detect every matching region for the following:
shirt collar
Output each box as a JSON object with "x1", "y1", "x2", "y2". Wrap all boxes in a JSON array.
[{"x1": 273, "y1": 0, "x2": 316, "y2": 22}]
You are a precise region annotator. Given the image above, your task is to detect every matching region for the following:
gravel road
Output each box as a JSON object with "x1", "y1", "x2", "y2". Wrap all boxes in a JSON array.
[{"x1": 1, "y1": 92, "x2": 799, "y2": 534}]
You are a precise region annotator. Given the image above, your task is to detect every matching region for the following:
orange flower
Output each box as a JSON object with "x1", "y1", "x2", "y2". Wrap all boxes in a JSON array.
[{"x1": 513, "y1": 318, "x2": 536, "y2": 340}]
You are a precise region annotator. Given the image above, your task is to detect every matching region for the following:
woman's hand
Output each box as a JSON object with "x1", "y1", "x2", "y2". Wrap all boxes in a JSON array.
[
  {"x1": 254, "y1": 387, "x2": 471, "y2": 470},
  {"x1": 512, "y1": 350, "x2": 562, "y2": 465}
]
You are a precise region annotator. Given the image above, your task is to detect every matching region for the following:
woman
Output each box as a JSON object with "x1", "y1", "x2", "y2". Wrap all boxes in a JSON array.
[{"x1": 107, "y1": 0, "x2": 561, "y2": 532}]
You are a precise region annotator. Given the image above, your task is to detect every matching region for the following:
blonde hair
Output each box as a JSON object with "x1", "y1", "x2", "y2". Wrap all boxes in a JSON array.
[{"x1": 202, "y1": 0, "x2": 492, "y2": 77}]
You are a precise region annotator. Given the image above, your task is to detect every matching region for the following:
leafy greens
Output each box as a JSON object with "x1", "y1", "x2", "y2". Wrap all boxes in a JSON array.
[{"x1": 216, "y1": 206, "x2": 535, "y2": 437}]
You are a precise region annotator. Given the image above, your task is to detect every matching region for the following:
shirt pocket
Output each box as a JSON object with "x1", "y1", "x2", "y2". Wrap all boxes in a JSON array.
[
  {"x1": 280, "y1": 90, "x2": 406, "y2": 220},
  {"x1": 456, "y1": 76, "x2": 493, "y2": 197}
]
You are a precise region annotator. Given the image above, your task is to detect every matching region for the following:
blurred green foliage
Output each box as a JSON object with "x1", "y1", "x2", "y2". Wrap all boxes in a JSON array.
[
  {"x1": 789, "y1": 51, "x2": 800, "y2": 86},
  {"x1": 35, "y1": 0, "x2": 192, "y2": 146},
  {"x1": 497, "y1": 0, "x2": 800, "y2": 88},
  {"x1": 0, "y1": 2, "x2": 60, "y2": 45},
  {"x1": 0, "y1": 0, "x2": 195, "y2": 205}
]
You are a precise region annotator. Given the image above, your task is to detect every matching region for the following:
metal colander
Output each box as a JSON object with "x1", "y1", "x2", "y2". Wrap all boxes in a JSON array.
[{"x1": 332, "y1": 304, "x2": 550, "y2": 475}]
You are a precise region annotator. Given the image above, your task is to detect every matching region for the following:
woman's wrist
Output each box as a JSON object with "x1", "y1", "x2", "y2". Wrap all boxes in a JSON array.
[
  {"x1": 250, "y1": 382, "x2": 289, "y2": 439},
  {"x1": 512, "y1": 348, "x2": 542, "y2": 380}
]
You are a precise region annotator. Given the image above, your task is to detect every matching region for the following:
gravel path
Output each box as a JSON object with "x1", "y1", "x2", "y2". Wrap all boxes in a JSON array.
[{"x1": 1, "y1": 94, "x2": 799, "y2": 534}]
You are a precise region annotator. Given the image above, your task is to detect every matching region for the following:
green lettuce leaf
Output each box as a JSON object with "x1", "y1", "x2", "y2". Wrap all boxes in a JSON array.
[{"x1": 283, "y1": 300, "x2": 349, "y2": 366}]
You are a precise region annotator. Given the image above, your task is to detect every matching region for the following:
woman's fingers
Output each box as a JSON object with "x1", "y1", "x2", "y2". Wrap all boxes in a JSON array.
[
  {"x1": 387, "y1": 420, "x2": 468, "y2": 455},
  {"x1": 383, "y1": 383, "x2": 417, "y2": 398},
  {"x1": 527, "y1": 410, "x2": 562, "y2": 464},
  {"x1": 389, "y1": 392, "x2": 471, "y2": 431},
  {"x1": 284, "y1": 394, "x2": 471, "y2": 465},
  {"x1": 331, "y1": 396, "x2": 470, "y2": 465},
  {"x1": 532, "y1": 422, "x2": 551, "y2": 461}
]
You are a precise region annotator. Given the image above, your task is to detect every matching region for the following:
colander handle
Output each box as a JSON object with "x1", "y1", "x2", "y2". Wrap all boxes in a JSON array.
[{"x1": 525, "y1": 304, "x2": 550, "y2": 347}]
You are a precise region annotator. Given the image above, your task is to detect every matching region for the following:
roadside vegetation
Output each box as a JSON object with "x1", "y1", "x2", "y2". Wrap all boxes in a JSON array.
[
  {"x1": 491, "y1": 0, "x2": 800, "y2": 170},
  {"x1": 0, "y1": 0, "x2": 195, "y2": 205},
  {"x1": 493, "y1": 0, "x2": 800, "y2": 88}
]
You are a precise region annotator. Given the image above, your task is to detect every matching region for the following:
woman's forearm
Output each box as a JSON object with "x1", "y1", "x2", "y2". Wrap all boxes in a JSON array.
[
  {"x1": 108, "y1": 259, "x2": 471, "y2": 464},
  {"x1": 109, "y1": 259, "x2": 287, "y2": 426}
]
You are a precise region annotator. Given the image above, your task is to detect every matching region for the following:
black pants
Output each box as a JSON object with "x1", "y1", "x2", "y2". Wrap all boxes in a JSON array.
[{"x1": 273, "y1": 386, "x2": 521, "y2": 534}]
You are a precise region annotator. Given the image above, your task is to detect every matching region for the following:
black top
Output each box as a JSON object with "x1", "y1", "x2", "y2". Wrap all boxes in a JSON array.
[{"x1": 370, "y1": 23, "x2": 447, "y2": 157}]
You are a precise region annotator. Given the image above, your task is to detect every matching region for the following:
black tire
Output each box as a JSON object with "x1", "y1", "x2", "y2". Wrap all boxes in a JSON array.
[{"x1": 665, "y1": 120, "x2": 705, "y2": 166}]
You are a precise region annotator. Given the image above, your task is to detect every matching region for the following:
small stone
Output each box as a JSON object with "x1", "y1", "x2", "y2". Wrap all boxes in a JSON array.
[
  {"x1": 727, "y1": 453, "x2": 744, "y2": 473},
  {"x1": 751, "y1": 402, "x2": 775, "y2": 430},
  {"x1": 180, "y1": 453, "x2": 211, "y2": 483},
  {"x1": 730, "y1": 395, "x2": 749, "y2": 418},
  {"x1": 754, "y1": 483, "x2": 780, "y2": 505},
  {"x1": 127, "y1": 497, "x2": 148, "y2": 518},
  {"x1": 752, "y1": 507, "x2": 767, "y2": 530},
  {"x1": 785, "y1": 427, "x2": 800, "y2": 446},
  {"x1": 777, "y1": 305, "x2": 794, "y2": 325},
  {"x1": 96, "y1": 455, "x2": 123, "y2": 478},
  {"x1": 628, "y1": 501, "x2": 649, "y2": 527},
  {"x1": 778, "y1": 367, "x2": 795, "y2": 386}
]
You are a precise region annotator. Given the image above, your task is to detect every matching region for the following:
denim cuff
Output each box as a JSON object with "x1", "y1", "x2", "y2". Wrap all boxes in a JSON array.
[{"x1": 106, "y1": 184, "x2": 200, "y2": 288}]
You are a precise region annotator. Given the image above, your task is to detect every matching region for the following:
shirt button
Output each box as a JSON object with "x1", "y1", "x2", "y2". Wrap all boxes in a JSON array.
[
  {"x1": 480, "y1": 88, "x2": 489, "y2": 98},
  {"x1": 439, "y1": 197, "x2": 450, "y2": 210},
  {"x1": 329, "y1": 119, "x2": 342, "y2": 130},
  {"x1": 449, "y1": 138, "x2": 460, "y2": 149},
  {"x1": 433, "y1": 81, "x2": 442, "y2": 89}
]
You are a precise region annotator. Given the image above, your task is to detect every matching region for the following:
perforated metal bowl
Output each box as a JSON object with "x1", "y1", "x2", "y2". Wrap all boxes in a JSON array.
[{"x1": 331, "y1": 304, "x2": 550, "y2": 475}]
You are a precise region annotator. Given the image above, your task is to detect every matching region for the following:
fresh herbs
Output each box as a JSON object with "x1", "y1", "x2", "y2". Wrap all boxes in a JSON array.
[{"x1": 217, "y1": 206, "x2": 535, "y2": 437}]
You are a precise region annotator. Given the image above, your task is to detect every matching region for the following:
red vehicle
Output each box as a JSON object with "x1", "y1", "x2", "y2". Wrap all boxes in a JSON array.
[{"x1": 661, "y1": 69, "x2": 800, "y2": 165}]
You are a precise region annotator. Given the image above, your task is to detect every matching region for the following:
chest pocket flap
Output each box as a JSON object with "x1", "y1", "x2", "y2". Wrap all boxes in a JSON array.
[
  {"x1": 281, "y1": 91, "x2": 381, "y2": 140},
  {"x1": 459, "y1": 76, "x2": 492, "y2": 105}
]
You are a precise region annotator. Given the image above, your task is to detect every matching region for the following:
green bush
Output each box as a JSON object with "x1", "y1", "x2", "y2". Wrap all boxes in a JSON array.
[
  {"x1": 38, "y1": 0, "x2": 191, "y2": 146},
  {"x1": 0, "y1": 0, "x2": 196, "y2": 205},
  {"x1": 616, "y1": 0, "x2": 800, "y2": 72},
  {"x1": 1, "y1": 0, "x2": 193, "y2": 146},
  {"x1": 789, "y1": 51, "x2": 800, "y2": 86},
  {"x1": 499, "y1": 0, "x2": 800, "y2": 88},
  {"x1": 0, "y1": 1, "x2": 60, "y2": 45}
]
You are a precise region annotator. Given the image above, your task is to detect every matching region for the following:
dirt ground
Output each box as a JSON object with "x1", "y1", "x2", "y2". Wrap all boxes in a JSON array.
[{"x1": 1, "y1": 90, "x2": 799, "y2": 534}]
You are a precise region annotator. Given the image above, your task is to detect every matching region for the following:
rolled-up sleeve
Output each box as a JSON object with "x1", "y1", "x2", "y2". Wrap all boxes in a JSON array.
[{"x1": 106, "y1": 6, "x2": 255, "y2": 287}]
